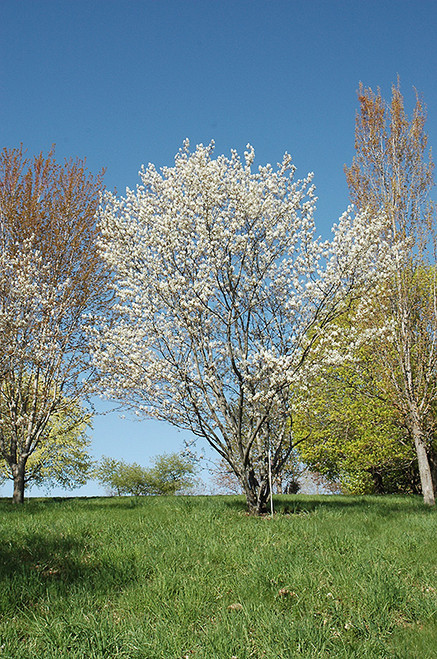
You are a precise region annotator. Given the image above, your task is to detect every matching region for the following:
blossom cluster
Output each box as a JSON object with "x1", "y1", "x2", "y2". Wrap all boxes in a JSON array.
[{"x1": 91, "y1": 142, "x2": 400, "y2": 466}]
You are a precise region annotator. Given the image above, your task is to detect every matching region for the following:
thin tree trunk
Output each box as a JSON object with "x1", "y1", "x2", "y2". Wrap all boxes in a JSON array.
[{"x1": 411, "y1": 421, "x2": 435, "y2": 506}]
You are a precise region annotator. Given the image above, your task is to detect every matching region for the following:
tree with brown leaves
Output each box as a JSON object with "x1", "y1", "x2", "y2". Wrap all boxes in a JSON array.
[
  {"x1": 0, "y1": 146, "x2": 110, "y2": 502},
  {"x1": 345, "y1": 81, "x2": 437, "y2": 505}
]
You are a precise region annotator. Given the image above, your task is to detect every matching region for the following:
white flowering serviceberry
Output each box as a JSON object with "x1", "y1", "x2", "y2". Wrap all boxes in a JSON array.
[{"x1": 91, "y1": 141, "x2": 400, "y2": 514}]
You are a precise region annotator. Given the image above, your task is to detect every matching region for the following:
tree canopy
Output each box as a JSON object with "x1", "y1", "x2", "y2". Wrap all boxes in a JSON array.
[
  {"x1": 0, "y1": 146, "x2": 110, "y2": 502},
  {"x1": 91, "y1": 141, "x2": 398, "y2": 513},
  {"x1": 295, "y1": 357, "x2": 420, "y2": 495},
  {"x1": 0, "y1": 398, "x2": 93, "y2": 492}
]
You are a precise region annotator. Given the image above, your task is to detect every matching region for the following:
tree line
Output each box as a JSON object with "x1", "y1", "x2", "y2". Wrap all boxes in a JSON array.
[{"x1": 1, "y1": 82, "x2": 436, "y2": 512}]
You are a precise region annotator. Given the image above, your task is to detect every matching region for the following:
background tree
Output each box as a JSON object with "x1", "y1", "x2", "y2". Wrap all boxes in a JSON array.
[
  {"x1": 344, "y1": 81, "x2": 437, "y2": 504},
  {"x1": 94, "y1": 452, "x2": 196, "y2": 496},
  {"x1": 294, "y1": 357, "x2": 420, "y2": 494},
  {"x1": 210, "y1": 450, "x2": 303, "y2": 495},
  {"x1": 92, "y1": 141, "x2": 397, "y2": 514},
  {"x1": 0, "y1": 398, "x2": 93, "y2": 493},
  {"x1": 0, "y1": 146, "x2": 110, "y2": 502},
  {"x1": 93, "y1": 456, "x2": 126, "y2": 496},
  {"x1": 209, "y1": 457, "x2": 243, "y2": 494},
  {"x1": 146, "y1": 452, "x2": 197, "y2": 495}
]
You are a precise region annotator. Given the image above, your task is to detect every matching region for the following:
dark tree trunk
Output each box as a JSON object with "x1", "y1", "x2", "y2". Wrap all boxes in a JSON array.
[
  {"x1": 370, "y1": 468, "x2": 385, "y2": 494},
  {"x1": 240, "y1": 466, "x2": 271, "y2": 515}
]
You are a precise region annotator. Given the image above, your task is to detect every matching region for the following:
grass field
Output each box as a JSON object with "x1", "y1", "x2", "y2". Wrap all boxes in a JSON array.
[{"x1": 0, "y1": 495, "x2": 436, "y2": 658}]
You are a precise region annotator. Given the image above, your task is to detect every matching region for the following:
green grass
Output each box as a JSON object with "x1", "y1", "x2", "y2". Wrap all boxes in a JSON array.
[{"x1": 0, "y1": 495, "x2": 436, "y2": 658}]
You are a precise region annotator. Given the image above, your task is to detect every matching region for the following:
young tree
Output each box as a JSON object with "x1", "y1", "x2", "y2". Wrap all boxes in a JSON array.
[
  {"x1": 146, "y1": 452, "x2": 197, "y2": 495},
  {"x1": 0, "y1": 146, "x2": 110, "y2": 503},
  {"x1": 93, "y1": 456, "x2": 127, "y2": 496},
  {"x1": 91, "y1": 141, "x2": 397, "y2": 514},
  {"x1": 345, "y1": 81, "x2": 437, "y2": 505},
  {"x1": 94, "y1": 452, "x2": 196, "y2": 496}
]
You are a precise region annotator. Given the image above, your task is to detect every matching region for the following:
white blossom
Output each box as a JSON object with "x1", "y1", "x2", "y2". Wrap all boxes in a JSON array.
[{"x1": 91, "y1": 142, "x2": 400, "y2": 513}]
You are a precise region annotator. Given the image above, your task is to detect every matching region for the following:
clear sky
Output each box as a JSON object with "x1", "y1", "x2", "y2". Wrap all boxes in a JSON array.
[{"x1": 1, "y1": 0, "x2": 437, "y2": 497}]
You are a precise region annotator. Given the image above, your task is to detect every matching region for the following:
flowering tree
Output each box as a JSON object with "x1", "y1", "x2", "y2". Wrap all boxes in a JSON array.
[
  {"x1": 0, "y1": 146, "x2": 110, "y2": 503},
  {"x1": 92, "y1": 142, "x2": 396, "y2": 514}
]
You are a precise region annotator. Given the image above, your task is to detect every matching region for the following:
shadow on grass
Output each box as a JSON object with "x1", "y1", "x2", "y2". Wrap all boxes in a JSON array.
[
  {"x1": 0, "y1": 495, "x2": 146, "y2": 515},
  {"x1": 0, "y1": 494, "x2": 232, "y2": 514},
  {"x1": 0, "y1": 531, "x2": 140, "y2": 611},
  {"x1": 220, "y1": 493, "x2": 430, "y2": 517}
]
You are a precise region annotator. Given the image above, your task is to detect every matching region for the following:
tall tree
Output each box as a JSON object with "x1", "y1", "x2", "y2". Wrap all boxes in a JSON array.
[
  {"x1": 345, "y1": 81, "x2": 437, "y2": 505},
  {"x1": 91, "y1": 141, "x2": 396, "y2": 514},
  {"x1": 0, "y1": 146, "x2": 110, "y2": 502}
]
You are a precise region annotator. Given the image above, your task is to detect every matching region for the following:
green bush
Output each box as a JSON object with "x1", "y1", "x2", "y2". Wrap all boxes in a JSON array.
[{"x1": 94, "y1": 452, "x2": 196, "y2": 496}]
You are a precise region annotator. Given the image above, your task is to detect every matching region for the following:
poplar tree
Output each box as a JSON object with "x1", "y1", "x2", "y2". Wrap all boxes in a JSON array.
[{"x1": 345, "y1": 81, "x2": 437, "y2": 505}]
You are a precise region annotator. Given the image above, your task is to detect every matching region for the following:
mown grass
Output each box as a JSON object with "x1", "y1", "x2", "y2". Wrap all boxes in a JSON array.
[{"x1": 0, "y1": 495, "x2": 436, "y2": 658}]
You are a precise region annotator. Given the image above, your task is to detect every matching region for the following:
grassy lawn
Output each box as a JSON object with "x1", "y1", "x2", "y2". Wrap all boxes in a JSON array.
[{"x1": 0, "y1": 495, "x2": 436, "y2": 658}]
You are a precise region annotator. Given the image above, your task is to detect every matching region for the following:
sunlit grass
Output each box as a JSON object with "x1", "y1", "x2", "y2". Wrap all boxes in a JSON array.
[{"x1": 0, "y1": 495, "x2": 436, "y2": 658}]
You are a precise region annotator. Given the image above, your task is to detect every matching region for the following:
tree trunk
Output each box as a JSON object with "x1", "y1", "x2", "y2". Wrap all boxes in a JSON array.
[
  {"x1": 12, "y1": 463, "x2": 26, "y2": 504},
  {"x1": 240, "y1": 466, "x2": 270, "y2": 515},
  {"x1": 274, "y1": 476, "x2": 283, "y2": 495},
  {"x1": 370, "y1": 468, "x2": 385, "y2": 494},
  {"x1": 411, "y1": 421, "x2": 435, "y2": 506},
  {"x1": 427, "y1": 444, "x2": 437, "y2": 496}
]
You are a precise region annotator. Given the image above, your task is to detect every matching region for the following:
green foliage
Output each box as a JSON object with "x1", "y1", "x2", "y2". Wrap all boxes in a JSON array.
[
  {"x1": 292, "y1": 288, "x2": 437, "y2": 495},
  {"x1": 92, "y1": 456, "x2": 129, "y2": 496},
  {"x1": 94, "y1": 452, "x2": 196, "y2": 496},
  {"x1": 294, "y1": 356, "x2": 420, "y2": 494},
  {"x1": 0, "y1": 495, "x2": 436, "y2": 658},
  {"x1": 0, "y1": 400, "x2": 93, "y2": 491},
  {"x1": 146, "y1": 452, "x2": 197, "y2": 495}
]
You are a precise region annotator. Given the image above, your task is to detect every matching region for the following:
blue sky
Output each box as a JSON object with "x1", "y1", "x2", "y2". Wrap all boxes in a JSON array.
[{"x1": 1, "y1": 0, "x2": 437, "y2": 497}]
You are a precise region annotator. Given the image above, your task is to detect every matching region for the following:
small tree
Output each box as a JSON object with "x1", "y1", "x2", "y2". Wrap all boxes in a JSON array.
[
  {"x1": 94, "y1": 456, "x2": 127, "y2": 496},
  {"x1": 0, "y1": 146, "x2": 110, "y2": 502},
  {"x1": 94, "y1": 452, "x2": 196, "y2": 496},
  {"x1": 92, "y1": 142, "x2": 398, "y2": 514},
  {"x1": 146, "y1": 453, "x2": 196, "y2": 495}
]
